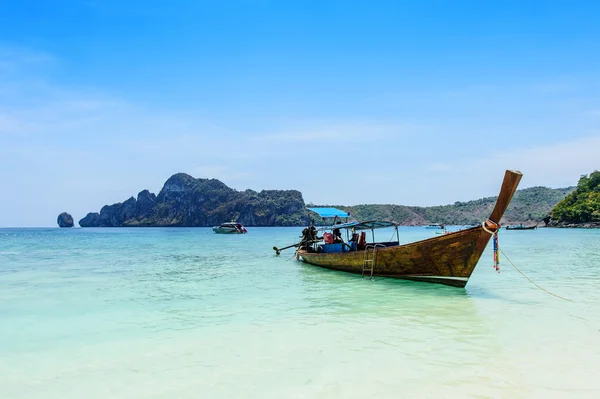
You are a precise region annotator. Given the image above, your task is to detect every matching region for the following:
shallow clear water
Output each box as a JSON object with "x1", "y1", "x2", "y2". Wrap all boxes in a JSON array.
[{"x1": 1, "y1": 227, "x2": 599, "y2": 398}]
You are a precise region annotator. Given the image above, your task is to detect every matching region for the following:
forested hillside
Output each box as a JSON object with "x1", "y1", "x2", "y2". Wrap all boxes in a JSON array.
[
  {"x1": 549, "y1": 171, "x2": 600, "y2": 227},
  {"x1": 314, "y1": 186, "x2": 574, "y2": 225}
]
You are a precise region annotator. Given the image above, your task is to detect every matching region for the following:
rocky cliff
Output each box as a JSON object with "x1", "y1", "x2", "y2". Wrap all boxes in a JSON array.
[{"x1": 79, "y1": 173, "x2": 306, "y2": 227}]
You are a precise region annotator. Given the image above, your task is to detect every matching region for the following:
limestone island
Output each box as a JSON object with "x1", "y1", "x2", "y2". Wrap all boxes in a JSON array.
[
  {"x1": 79, "y1": 173, "x2": 306, "y2": 227},
  {"x1": 57, "y1": 212, "x2": 74, "y2": 228}
]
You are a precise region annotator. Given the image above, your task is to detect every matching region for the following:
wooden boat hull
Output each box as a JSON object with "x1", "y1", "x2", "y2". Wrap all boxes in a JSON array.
[{"x1": 298, "y1": 226, "x2": 490, "y2": 287}]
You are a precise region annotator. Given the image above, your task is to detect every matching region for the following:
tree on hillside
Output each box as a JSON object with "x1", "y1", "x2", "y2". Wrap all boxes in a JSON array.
[{"x1": 551, "y1": 171, "x2": 600, "y2": 224}]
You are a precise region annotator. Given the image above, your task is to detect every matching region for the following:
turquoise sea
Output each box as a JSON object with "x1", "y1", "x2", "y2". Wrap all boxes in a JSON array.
[{"x1": 1, "y1": 227, "x2": 599, "y2": 398}]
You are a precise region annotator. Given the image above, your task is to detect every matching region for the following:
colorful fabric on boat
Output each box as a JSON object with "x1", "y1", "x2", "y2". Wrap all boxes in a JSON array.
[{"x1": 493, "y1": 233, "x2": 500, "y2": 273}]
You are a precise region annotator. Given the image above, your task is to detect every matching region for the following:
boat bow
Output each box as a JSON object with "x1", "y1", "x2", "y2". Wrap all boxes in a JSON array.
[{"x1": 489, "y1": 170, "x2": 523, "y2": 225}]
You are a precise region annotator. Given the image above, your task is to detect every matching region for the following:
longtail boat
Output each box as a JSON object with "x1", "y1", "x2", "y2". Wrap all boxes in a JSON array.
[
  {"x1": 281, "y1": 170, "x2": 522, "y2": 288},
  {"x1": 506, "y1": 224, "x2": 537, "y2": 230}
]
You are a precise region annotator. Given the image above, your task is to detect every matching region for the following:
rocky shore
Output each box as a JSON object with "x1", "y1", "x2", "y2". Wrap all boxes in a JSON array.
[{"x1": 546, "y1": 222, "x2": 600, "y2": 228}]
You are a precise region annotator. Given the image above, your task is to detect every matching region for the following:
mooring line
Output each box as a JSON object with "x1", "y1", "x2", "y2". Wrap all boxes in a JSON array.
[{"x1": 499, "y1": 248, "x2": 573, "y2": 302}]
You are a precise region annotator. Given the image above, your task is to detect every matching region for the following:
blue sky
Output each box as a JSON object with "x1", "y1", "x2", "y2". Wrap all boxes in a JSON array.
[{"x1": 1, "y1": 0, "x2": 600, "y2": 227}]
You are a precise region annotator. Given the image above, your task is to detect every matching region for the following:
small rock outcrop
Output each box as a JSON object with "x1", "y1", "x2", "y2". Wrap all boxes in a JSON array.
[{"x1": 57, "y1": 212, "x2": 74, "y2": 228}]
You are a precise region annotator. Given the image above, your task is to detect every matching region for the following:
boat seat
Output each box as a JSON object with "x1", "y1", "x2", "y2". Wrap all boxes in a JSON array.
[{"x1": 320, "y1": 243, "x2": 353, "y2": 253}]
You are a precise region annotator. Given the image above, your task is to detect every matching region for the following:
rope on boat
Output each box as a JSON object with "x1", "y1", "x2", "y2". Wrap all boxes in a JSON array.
[
  {"x1": 285, "y1": 241, "x2": 302, "y2": 261},
  {"x1": 499, "y1": 248, "x2": 573, "y2": 302},
  {"x1": 481, "y1": 219, "x2": 499, "y2": 235},
  {"x1": 481, "y1": 218, "x2": 572, "y2": 301}
]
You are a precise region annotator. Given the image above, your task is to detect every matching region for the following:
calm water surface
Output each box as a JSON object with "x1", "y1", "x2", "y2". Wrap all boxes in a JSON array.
[{"x1": 1, "y1": 227, "x2": 599, "y2": 398}]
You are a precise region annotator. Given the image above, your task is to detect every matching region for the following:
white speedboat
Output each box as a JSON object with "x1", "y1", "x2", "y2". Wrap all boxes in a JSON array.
[
  {"x1": 425, "y1": 224, "x2": 445, "y2": 229},
  {"x1": 212, "y1": 222, "x2": 247, "y2": 234}
]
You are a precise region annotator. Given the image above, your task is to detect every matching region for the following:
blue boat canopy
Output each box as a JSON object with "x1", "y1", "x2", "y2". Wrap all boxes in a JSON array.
[{"x1": 307, "y1": 207, "x2": 349, "y2": 218}]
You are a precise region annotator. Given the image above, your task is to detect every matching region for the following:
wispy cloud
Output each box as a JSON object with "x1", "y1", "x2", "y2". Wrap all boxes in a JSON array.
[
  {"x1": 477, "y1": 135, "x2": 600, "y2": 187},
  {"x1": 256, "y1": 122, "x2": 421, "y2": 144},
  {"x1": 434, "y1": 134, "x2": 600, "y2": 180},
  {"x1": 0, "y1": 45, "x2": 56, "y2": 77},
  {"x1": 586, "y1": 109, "x2": 600, "y2": 117},
  {"x1": 401, "y1": 135, "x2": 600, "y2": 206},
  {"x1": 427, "y1": 162, "x2": 452, "y2": 172}
]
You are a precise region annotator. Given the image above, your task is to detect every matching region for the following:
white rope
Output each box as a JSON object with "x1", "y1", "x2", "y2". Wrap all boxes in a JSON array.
[
  {"x1": 481, "y1": 220, "x2": 498, "y2": 235},
  {"x1": 479, "y1": 218, "x2": 570, "y2": 301},
  {"x1": 499, "y1": 248, "x2": 573, "y2": 302}
]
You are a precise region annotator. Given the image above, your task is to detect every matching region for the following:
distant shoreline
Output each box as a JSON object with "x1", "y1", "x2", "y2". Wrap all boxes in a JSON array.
[{"x1": 545, "y1": 223, "x2": 600, "y2": 229}]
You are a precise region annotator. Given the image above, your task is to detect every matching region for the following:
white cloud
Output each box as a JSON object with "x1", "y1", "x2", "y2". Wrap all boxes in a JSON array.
[
  {"x1": 258, "y1": 122, "x2": 413, "y2": 144},
  {"x1": 586, "y1": 109, "x2": 600, "y2": 117},
  {"x1": 383, "y1": 135, "x2": 600, "y2": 207},
  {"x1": 0, "y1": 45, "x2": 56, "y2": 77},
  {"x1": 427, "y1": 162, "x2": 452, "y2": 172},
  {"x1": 0, "y1": 114, "x2": 24, "y2": 134},
  {"x1": 472, "y1": 135, "x2": 600, "y2": 188},
  {"x1": 296, "y1": 134, "x2": 600, "y2": 208}
]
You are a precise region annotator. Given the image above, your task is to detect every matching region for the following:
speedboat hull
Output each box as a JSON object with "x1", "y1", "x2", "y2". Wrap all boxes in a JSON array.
[{"x1": 212, "y1": 223, "x2": 247, "y2": 234}]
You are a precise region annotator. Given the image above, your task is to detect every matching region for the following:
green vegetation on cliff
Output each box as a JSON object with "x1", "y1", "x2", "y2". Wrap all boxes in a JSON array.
[
  {"x1": 550, "y1": 171, "x2": 600, "y2": 225},
  {"x1": 315, "y1": 186, "x2": 573, "y2": 226}
]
